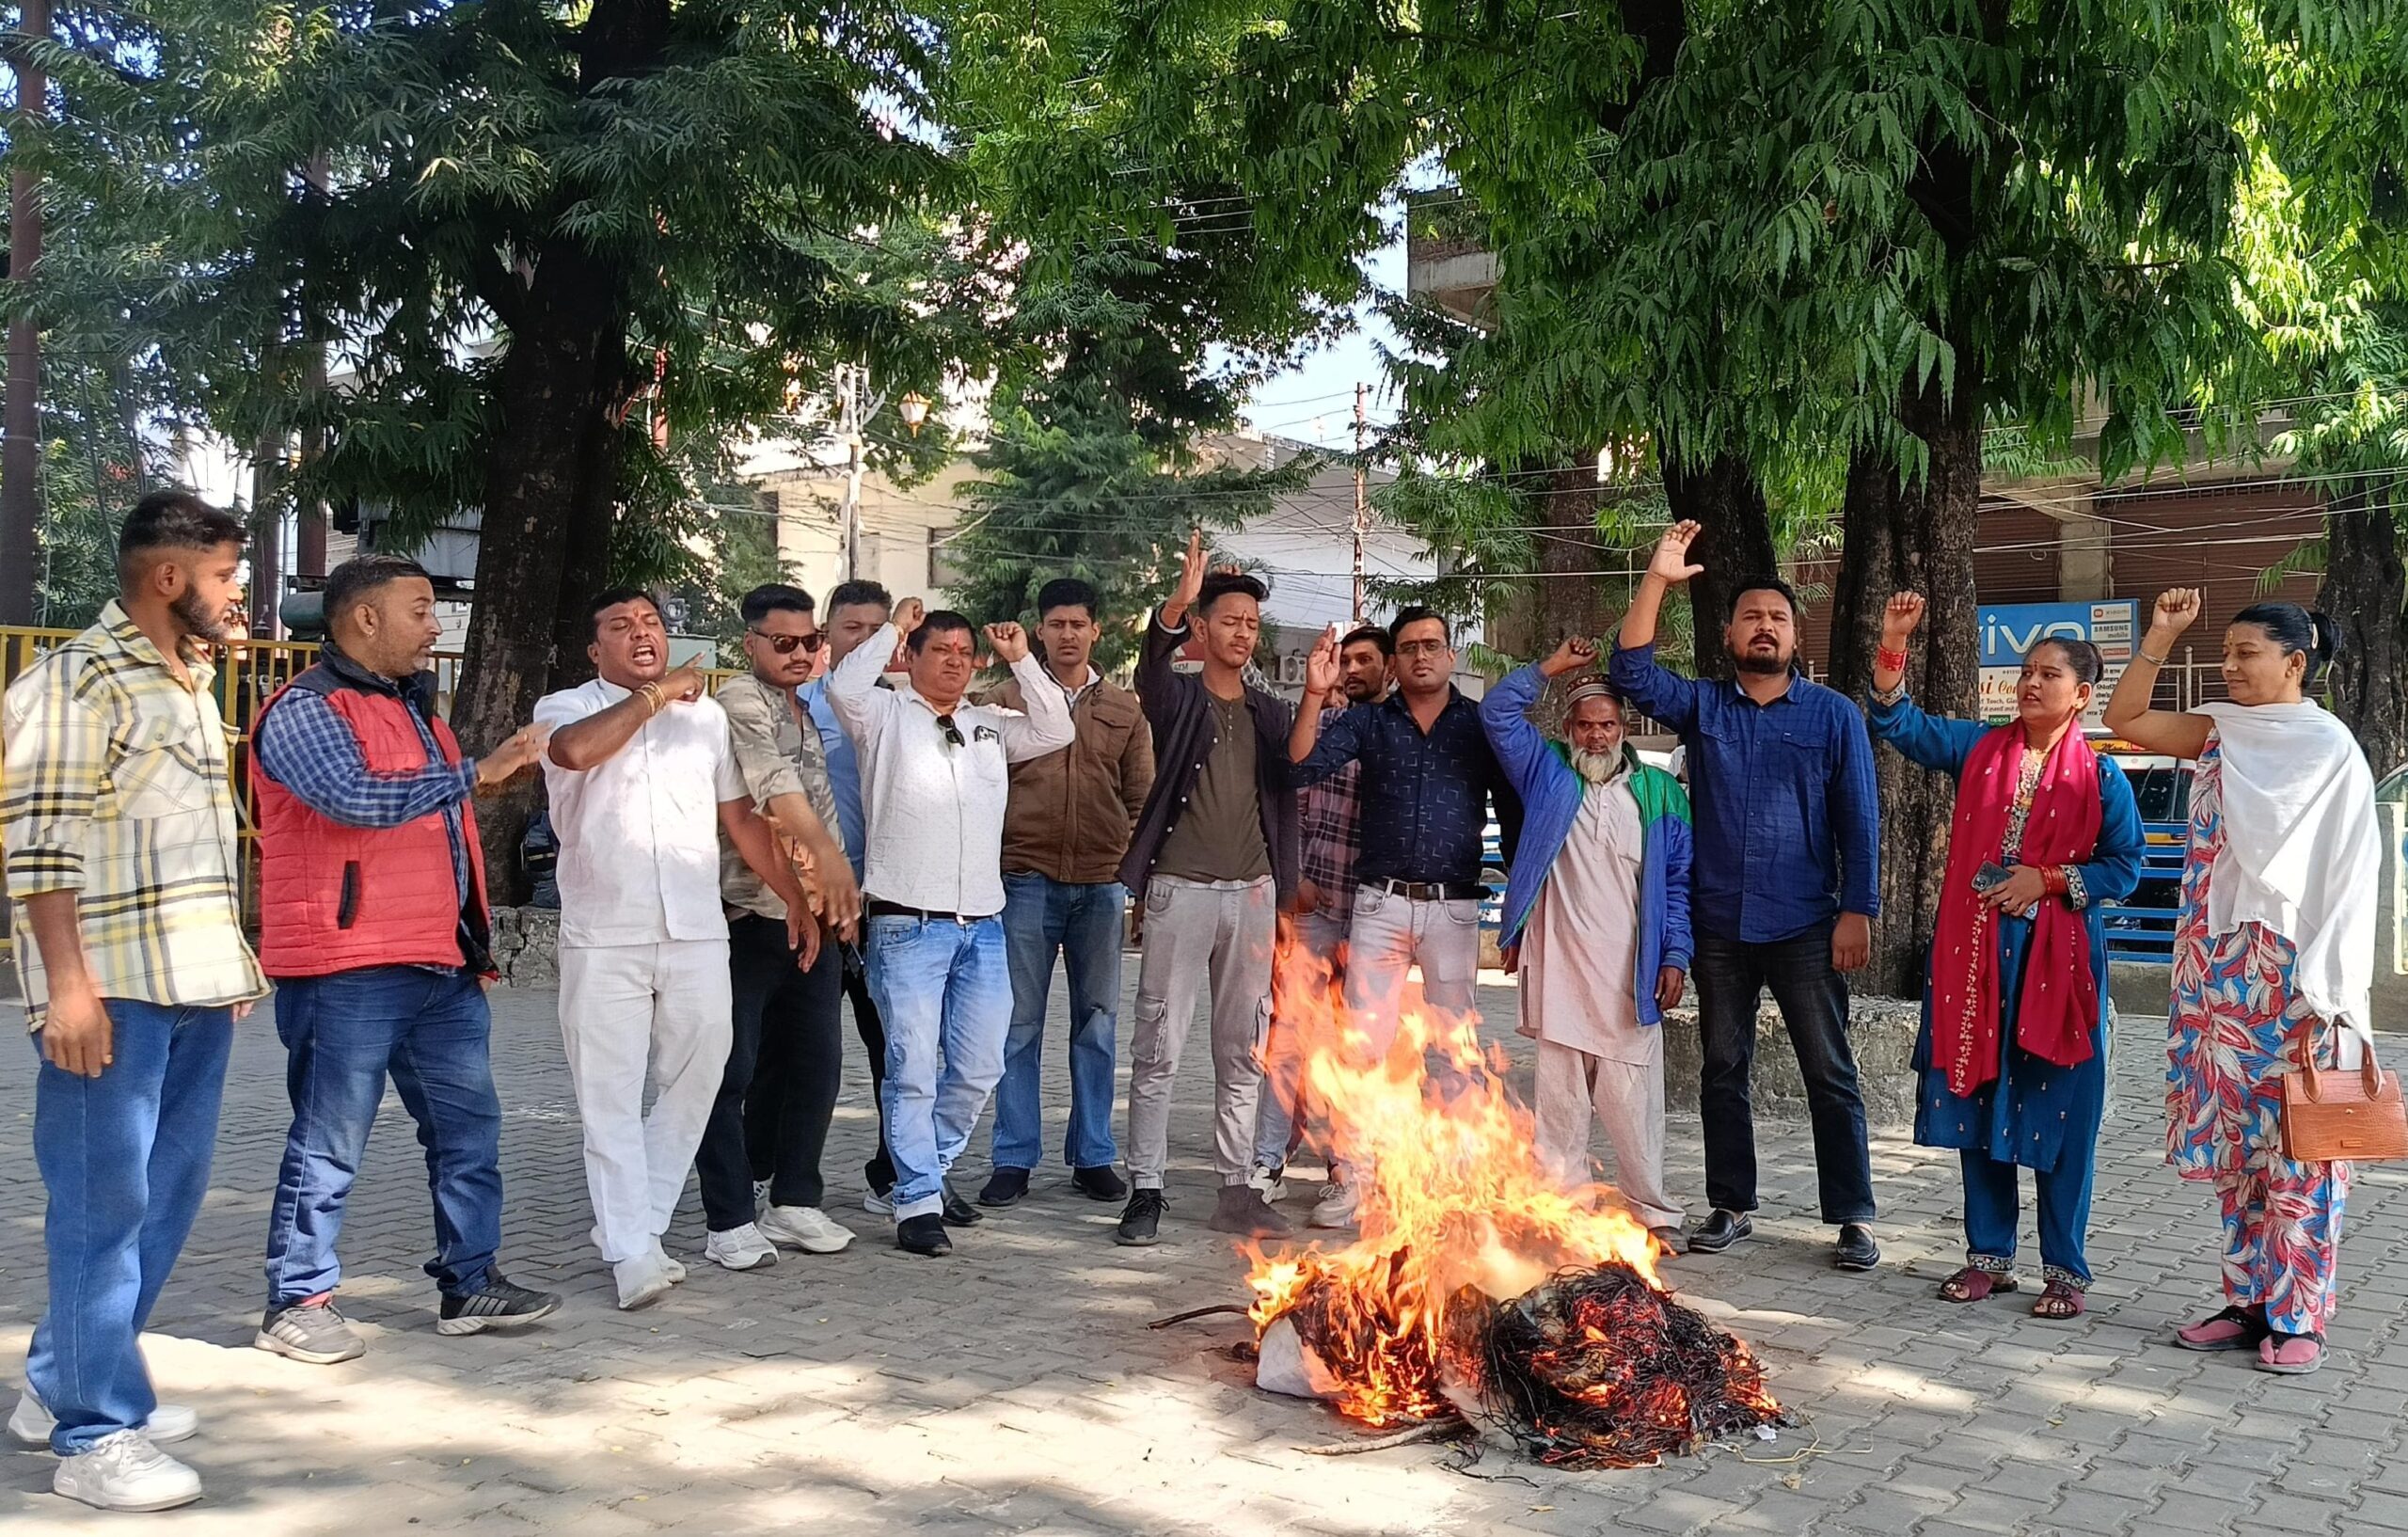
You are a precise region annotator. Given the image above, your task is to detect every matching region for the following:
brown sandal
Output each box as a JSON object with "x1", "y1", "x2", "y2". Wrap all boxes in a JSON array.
[
  {"x1": 1938, "y1": 1266, "x2": 2019, "y2": 1303},
  {"x1": 2032, "y1": 1279, "x2": 2087, "y2": 1319}
]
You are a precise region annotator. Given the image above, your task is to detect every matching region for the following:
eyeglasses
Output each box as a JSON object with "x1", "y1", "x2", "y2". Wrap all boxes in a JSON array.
[
  {"x1": 1396, "y1": 639, "x2": 1451, "y2": 658},
  {"x1": 935, "y1": 713, "x2": 966, "y2": 749},
  {"x1": 749, "y1": 627, "x2": 824, "y2": 656}
]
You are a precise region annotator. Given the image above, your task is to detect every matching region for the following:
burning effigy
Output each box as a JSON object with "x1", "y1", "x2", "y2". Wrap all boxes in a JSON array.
[{"x1": 1244, "y1": 947, "x2": 1787, "y2": 1469}]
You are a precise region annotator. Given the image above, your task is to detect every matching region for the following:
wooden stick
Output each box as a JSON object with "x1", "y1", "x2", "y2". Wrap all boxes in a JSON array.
[
  {"x1": 1146, "y1": 1303, "x2": 1250, "y2": 1330},
  {"x1": 1297, "y1": 1422, "x2": 1461, "y2": 1456}
]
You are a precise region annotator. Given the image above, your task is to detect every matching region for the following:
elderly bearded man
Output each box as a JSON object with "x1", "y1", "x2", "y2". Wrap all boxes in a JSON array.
[{"x1": 1482, "y1": 639, "x2": 1693, "y2": 1255}]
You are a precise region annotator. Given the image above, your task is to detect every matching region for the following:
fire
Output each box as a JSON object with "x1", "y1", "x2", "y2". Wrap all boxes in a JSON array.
[{"x1": 1244, "y1": 938, "x2": 1665, "y2": 1428}]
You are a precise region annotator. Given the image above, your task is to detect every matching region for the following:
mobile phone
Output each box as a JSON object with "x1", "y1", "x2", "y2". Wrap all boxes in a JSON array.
[{"x1": 1973, "y1": 861, "x2": 2037, "y2": 918}]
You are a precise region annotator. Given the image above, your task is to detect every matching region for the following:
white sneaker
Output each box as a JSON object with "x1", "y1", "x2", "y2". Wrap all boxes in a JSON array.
[
  {"x1": 10, "y1": 1388, "x2": 198, "y2": 1449},
  {"x1": 757, "y1": 1205, "x2": 855, "y2": 1254},
  {"x1": 752, "y1": 1179, "x2": 770, "y2": 1208},
  {"x1": 704, "y1": 1224, "x2": 780, "y2": 1272},
  {"x1": 652, "y1": 1240, "x2": 688, "y2": 1285},
  {"x1": 1245, "y1": 1163, "x2": 1285, "y2": 1205},
  {"x1": 863, "y1": 1189, "x2": 895, "y2": 1217},
  {"x1": 52, "y1": 1429, "x2": 202, "y2": 1513},
  {"x1": 612, "y1": 1252, "x2": 674, "y2": 1311},
  {"x1": 1309, "y1": 1181, "x2": 1359, "y2": 1229}
]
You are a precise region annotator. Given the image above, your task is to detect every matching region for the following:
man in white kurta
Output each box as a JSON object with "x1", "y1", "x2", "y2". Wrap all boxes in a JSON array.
[
  {"x1": 536, "y1": 591, "x2": 807, "y2": 1308},
  {"x1": 1519, "y1": 735, "x2": 1684, "y2": 1239}
]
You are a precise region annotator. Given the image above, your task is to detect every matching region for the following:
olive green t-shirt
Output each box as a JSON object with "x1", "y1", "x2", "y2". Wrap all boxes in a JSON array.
[{"x1": 1152, "y1": 690, "x2": 1272, "y2": 883}]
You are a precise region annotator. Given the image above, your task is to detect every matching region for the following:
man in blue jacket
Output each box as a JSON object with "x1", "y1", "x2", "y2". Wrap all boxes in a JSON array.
[{"x1": 1483, "y1": 639, "x2": 1693, "y2": 1255}]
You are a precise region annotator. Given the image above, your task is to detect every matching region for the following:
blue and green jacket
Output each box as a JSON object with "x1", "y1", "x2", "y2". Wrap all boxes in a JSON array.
[{"x1": 1481, "y1": 662, "x2": 1695, "y2": 1027}]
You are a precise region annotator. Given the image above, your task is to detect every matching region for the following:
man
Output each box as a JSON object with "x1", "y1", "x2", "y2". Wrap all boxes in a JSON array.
[
  {"x1": 975, "y1": 578, "x2": 1154, "y2": 1208},
  {"x1": 694, "y1": 584, "x2": 864, "y2": 1271},
  {"x1": 1289, "y1": 606, "x2": 1515, "y2": 1228},
  {"x1": 1248, "y1": 625, "x2": 1389, "y2": 1205},
  {"x1": 3, "y1": 491, "x2": 265, "y2": 1512},
  {"x1": 535, "y1": 589, "x2": 811, "y2": 1308},
  {"x1": 1612, "y1": 520, "x2": 1882, "y2": 1271},
  {"x1": 248, "y1": 555, "x2": 562, "y2": 1367},
  {"x1": 801, "y1": 578, "x2": 901, "y2": 1211},
  {"x1": 826, "y1": 600, "x2": 1073, "y2": 1255},
  {"x1": 1481, "y1": 639, "x2": 1693, "y2": 1254},
  {"x1": 1116, "y1": 533, "x2": 1299, "y2": 1246}
]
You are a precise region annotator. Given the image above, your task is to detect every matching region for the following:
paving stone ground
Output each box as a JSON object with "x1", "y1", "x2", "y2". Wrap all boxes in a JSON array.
[{"x1": 5, "y1": 967, "x2": 2407, "y2": 1535}]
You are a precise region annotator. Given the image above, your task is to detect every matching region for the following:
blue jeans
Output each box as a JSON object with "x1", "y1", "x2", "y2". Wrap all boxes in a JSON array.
[
  {"x1": 865, "y1": 914, "x2": 1011, "y2": 1220},
  {"x1": 28, "y1": 1001, "x2": 234, "y2": 1453},
  {"x1": 263, "y1": 967, "x2": 503, "y2": 1304},
  {"x1": 1253, "y1": 908, "x2": 1347, "y2": 1169},
  {"x1": 990, "y1": 875, "x2": 1124, "y2": 1172},
  {"x1": 1963, "y1": 1149, "x2": 2098, "y2": 1285}
]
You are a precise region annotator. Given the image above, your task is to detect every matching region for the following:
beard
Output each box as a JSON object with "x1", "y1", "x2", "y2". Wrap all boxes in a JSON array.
[
  {"x1": 1735, "y1": 648, "x2": 1790, "y2": 676},
  {"x1": 1570, "y1": 745, "x2": 1624, "y2": 784},
  {"x1": 171, "y1": 585, "x2": 232, "y2": 645}
]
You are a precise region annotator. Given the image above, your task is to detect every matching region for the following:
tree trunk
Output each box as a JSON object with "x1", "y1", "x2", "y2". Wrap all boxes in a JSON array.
[
  {"x1": 1660, "y1": 448, "x2": 1778, "y2": 681},
  {"x1": 1529, "y1": 464, "x2": 1611, "y2": 650},
  {"x1": 452, "y1": 253, "x2": 629, "y2": 900},
  {"x1": 1828, "y1": 366, "x2": 1986, "y2": 999},
  {"x1": 1, "y1": 0, "x2": 49, "y2": 626},
  {"x1": 2318, "y1": 474, "x2": 2406, "y2": 773}
]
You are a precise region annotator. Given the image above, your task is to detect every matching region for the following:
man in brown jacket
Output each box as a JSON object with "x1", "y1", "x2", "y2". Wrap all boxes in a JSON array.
[{"x1": 975, "y1": 578, "x2": 1156, "y2": 1207}]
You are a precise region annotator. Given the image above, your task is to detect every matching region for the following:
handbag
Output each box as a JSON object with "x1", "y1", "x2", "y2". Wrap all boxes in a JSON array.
[{"x1": 2278, "y1": 1028, "x2": 2408, "y2": 1163}]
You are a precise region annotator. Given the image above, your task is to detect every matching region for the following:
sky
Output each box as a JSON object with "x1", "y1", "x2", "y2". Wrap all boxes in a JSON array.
[{"x1": 1234, "y1": 231, "x2": 1407, "y2": 452}]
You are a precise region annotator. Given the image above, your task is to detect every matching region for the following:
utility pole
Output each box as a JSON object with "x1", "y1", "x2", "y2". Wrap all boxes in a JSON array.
[
  {"x1": 837, "y1": 364, "x2": 864, "y2": 583},
  {"x1": 294, "y1": 151, "x2": 333, "y2": 582},
  {"x1": 1350, "y1": 381, "x2": 1369, "y2": 623},
  {"x1": 1, "y1": 0, "x2": 51, "y2": 626}
]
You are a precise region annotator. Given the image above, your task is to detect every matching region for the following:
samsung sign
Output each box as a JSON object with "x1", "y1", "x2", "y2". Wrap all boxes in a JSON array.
[{"x1": 1978, "y1": 600, "x2": 2139, "y2": 722}]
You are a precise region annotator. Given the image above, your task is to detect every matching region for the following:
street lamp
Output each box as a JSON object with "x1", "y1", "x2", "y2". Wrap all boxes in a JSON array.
[{"x1": 898, "y1": 391, "x2": 931, "y2": 436}]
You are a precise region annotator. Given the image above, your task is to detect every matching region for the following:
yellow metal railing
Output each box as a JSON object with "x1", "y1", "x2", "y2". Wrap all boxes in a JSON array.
[{"x1": 1, "y1": 624, "x2": 741, "y2": 956}]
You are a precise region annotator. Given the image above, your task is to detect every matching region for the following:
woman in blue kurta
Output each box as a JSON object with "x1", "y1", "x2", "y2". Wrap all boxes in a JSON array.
[{"x1": 1869, "y1": 594, "x2": 2144, "y2": 1319}]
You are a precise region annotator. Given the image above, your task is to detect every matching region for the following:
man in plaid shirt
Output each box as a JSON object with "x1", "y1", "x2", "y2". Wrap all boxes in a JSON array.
[
  {"x1": 2, "y1": 492, "x2": 263, "y2": 1513},
  {"x1": 1246, "y1": 625, "x2": 1391, "y2": 1208}
]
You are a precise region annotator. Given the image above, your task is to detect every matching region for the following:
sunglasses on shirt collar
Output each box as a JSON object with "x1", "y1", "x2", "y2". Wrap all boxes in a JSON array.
[
  {"x1": 935, "y1": 713, "x2": 966, "y2": 749},
  {"x1": 748, "y1": 626, "x2": 825, "y2": 656}
]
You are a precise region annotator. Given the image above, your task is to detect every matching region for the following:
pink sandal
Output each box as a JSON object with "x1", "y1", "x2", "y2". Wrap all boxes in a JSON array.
[
  {"x1": 2256, "y1": 1331, "x2": 2326, "y2": 1375},
  {"x1": 2174, "y1": 1305, "x2": 2270, "y2": 1352}
]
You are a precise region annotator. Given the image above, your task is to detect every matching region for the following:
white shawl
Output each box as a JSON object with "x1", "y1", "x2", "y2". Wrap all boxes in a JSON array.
[{"x1": 2196, "y1": 701, "x2": 2382, "y2": 1054}]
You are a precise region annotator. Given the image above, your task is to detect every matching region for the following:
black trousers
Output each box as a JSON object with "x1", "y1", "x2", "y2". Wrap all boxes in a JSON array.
[
  {"x1": 749, "y1": 940, "x2": 896, "y2": 1197},
  {"x1": 1691, "y1": 920, "x2": 1877, "y2": 1225},
  {"x1": 698, "y1": 914, "x2": 843, "y2": 1228}
]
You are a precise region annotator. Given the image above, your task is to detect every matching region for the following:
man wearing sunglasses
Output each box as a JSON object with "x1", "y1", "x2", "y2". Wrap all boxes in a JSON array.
[
  {"x1": 825, "y1": 598, "x2": 1074, "y2": 1255},
  {"x1": 690, "y1": 585, "x2": 863, "y2": 1272}
]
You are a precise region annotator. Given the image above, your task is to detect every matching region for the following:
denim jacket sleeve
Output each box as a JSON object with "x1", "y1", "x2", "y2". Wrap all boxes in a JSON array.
[{"x1": 1479, "y1": 663, "x2": 1555, "y2": 800}]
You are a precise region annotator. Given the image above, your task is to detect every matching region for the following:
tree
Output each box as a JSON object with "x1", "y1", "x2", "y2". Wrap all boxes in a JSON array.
[{"x1": 42, "y1": 0, "x2": 976, "y2": 887}]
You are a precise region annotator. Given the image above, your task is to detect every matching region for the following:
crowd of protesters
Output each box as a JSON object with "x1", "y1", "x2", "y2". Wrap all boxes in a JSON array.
[{"x1": 0, "y1": 491, "x2": 2383, "y2": 1511}]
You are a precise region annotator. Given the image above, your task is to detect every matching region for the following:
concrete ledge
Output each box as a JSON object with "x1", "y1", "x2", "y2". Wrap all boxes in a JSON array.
[
  {"x1": 490, "y1": 905, "x2": 561, "y2": 990},
  {"x1": 1659, "y1": 995, "x2": 1925, "y2": 1128}
]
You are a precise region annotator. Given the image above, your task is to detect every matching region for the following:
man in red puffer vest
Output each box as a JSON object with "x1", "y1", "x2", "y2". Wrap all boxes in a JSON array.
[{"x1": 249, "y1": 555, "x2": 560, "y2": 1364}]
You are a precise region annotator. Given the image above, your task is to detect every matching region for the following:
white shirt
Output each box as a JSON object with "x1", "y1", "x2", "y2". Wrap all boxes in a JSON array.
[
  {"x1": 827, "y1": 625, "x2": 1076, "y2": 916},
  {"x1": 534, "y1": 677, "x2": 748, "y2": 948}
]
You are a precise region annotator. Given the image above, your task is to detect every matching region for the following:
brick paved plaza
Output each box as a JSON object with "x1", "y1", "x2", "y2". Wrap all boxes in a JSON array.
[{"x1": 5, "y1": 972, "x2": 2407, "y2": 1535}]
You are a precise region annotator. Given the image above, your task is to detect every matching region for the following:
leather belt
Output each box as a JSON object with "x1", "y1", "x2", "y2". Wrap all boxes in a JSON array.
[
  {"x1": 1369, "y1": 879, "x2": 1483, "y2": 902},
  {"x1": 865, "y1": 899, "x2": 994, "y2": 925}
]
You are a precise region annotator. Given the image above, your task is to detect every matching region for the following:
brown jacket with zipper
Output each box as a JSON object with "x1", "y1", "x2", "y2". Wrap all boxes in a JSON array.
[{"x1": 976, "y1": 670, "x2": 1156, "y2": 885}]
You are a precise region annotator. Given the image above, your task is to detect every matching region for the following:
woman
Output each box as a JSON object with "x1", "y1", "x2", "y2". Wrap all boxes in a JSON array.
[
  {"x1": 2104, "y1": 590, "x2": 2380, "y2": 1375},
  {"x1": 1870, "y1": 594, "x2": 2143, "y2": 1319}
]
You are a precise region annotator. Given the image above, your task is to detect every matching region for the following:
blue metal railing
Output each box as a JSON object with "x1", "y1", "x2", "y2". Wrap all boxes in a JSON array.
[{"x1": 2099, "y1": 822, "x2": 2187, "y2": 964}]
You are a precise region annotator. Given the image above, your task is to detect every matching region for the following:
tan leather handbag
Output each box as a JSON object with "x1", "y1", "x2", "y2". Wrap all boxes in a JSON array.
[{"x1": 2279, "y1": 1030, "x2": 2408, "y2": 1163}]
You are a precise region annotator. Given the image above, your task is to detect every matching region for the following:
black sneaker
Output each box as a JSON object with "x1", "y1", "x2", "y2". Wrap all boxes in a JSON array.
[
  {"x1": 436, "y1": 1272, "x2": 562, "y2": 1337},
  {"x1": 1833, "y1": 1224, "x2": 1880, "y2": 1272},
  {"x1": 896, "y1": 1214, "x2": 952, "y2": 1256},
  {"x1": 978, "y1": 1167, "x2": 1031, "y2": 1208},
  {"x1": 1115, "y1": 1189, "x2": 1166, "y2": 1247},
  {"x1": 1687, "y1": 1209, "x2": 1753, "y2": 1254},
  {"x1": 941, "y1": 1180, "x2": 985, "y2": 1227},
  {"x1": 1071, "y1": 1165, "x2": 1128, "y2": 1201}
]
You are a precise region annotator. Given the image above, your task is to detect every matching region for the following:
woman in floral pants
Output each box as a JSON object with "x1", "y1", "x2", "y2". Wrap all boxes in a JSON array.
[{"x1": 2104, "y1": 590, "x2": 2381, "y2": 1375}]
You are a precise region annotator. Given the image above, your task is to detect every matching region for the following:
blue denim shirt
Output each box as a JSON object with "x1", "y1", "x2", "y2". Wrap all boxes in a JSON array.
[
  {"x1": 800, "y1": 678, "x2": 865, "y2": 881},
  {"x1": 1608, "y1": 642, "x2": 1879, "y2": 943},
  {"x1": 1288, "y1": 688, "x2": 1511, "y2": 887}
]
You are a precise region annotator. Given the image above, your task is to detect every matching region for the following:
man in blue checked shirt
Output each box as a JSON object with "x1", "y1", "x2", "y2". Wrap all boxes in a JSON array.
[
  {"x1": 248, "y1": 556, "x2": 561, "y2": 1366},
  {"x1": 1612, "y1": 520, "x2": 1884, "y2": 1274}
]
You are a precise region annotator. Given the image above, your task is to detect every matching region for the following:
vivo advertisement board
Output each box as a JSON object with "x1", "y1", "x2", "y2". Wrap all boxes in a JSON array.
[{"x1": 1976, "y1": 600, "x2": 2138, "y2": 723}]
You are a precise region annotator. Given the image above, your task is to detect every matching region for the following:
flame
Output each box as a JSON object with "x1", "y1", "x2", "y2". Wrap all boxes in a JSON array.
[{"x1": 1244, "y1": 935, "x2": 1664, "y2": 1427}]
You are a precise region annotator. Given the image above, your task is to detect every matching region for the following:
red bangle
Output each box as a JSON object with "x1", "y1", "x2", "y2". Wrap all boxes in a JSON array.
[
  {"x1": 1877, "y1": 646, "x2": 1909, "y2": 673},
  {"x1": 2042, "y1": 867, "x2": 2069, "y2": 897}
]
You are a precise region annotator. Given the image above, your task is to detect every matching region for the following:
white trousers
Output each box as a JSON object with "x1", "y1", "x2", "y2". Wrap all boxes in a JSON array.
[
  {"x1": 558, "y1": 941, "x2": 734, "y2": 1263},
  {"x1": 1531, "y1": 1038, "x2": 1682, "y2": 1231}
]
